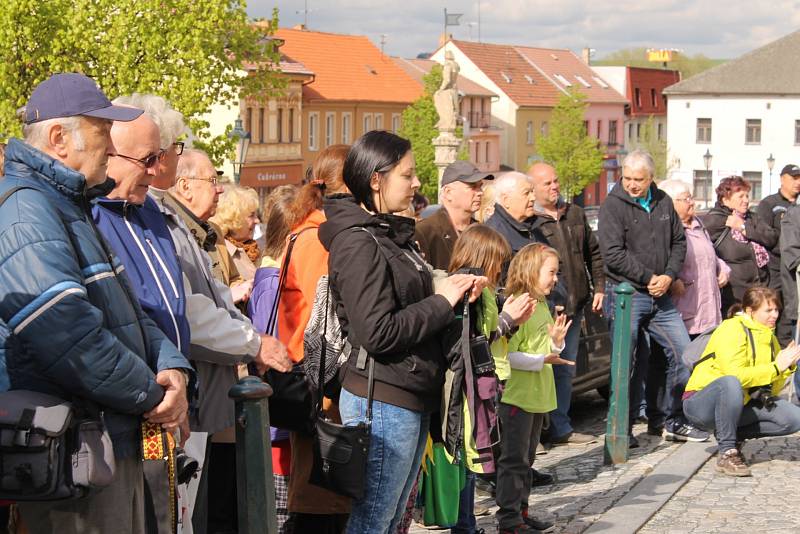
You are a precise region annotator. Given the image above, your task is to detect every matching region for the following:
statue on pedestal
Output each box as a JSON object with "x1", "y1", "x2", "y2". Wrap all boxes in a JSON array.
[{"x1": 434, "y1": 51, "x2": 460, "y2": 134}]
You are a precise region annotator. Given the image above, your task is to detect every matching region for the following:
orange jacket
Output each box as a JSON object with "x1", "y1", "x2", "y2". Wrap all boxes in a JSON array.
[{"x1": 278, "y1": 210, "x2": 328, "y2": 362}]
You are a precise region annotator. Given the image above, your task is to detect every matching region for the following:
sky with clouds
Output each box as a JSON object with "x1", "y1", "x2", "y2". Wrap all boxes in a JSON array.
[{"x1": 250, "y1": 0, "x2": 800, "y2": 61}]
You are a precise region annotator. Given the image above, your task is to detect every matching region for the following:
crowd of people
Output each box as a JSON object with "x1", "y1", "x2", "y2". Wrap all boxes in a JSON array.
[{"x1": 2, "y1": 72, "x2": 800, "y2": 534}]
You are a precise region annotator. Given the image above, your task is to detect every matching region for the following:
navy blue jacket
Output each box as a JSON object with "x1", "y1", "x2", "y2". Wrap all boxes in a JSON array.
[
  {"x1": 93, "y1": 196, "x2": 190, "y2": 357},
  {"x1": 0, "y1": 139, "x2": 192, "y2": 457}
]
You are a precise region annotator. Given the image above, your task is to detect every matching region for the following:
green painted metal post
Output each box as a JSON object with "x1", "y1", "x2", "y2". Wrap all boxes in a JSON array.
[
  {"x1": 229, "y1": 376, "x2": 277, "y2": 534},
  {"x1": 604, "y1": 282, "x2": 634, "y2": 465}
]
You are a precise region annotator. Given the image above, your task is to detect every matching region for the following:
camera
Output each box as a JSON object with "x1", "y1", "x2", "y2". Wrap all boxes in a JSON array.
[{"x1": 748, "y1": 386, "x2": 777, "y2": 410}]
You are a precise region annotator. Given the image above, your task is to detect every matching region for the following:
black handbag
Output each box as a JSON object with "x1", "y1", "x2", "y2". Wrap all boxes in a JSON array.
[
  {"x1": 308, "y1": 287, "x2": 374, "y2": 500},
  {"x1": 261, "y1": 230, "x2": 315, "y2": 434}
]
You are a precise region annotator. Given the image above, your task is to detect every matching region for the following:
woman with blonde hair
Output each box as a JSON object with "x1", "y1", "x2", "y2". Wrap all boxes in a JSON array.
[{"x1": 210, "y1": 184, "x2": 262, "y2": 282}]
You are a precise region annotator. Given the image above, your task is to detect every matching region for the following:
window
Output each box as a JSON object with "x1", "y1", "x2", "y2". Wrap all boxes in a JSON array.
[
  {"x1": 325, "y1": 113, "x2": 335, "y2": 147},
  {"x1": 342, "y1": 113, "x2": 352, "y2": 144},
  {"x1": 374, "y1": 113, "x2": 383, "y2": 131},
  {"x1": 553, "y1": 74, "x2": 572, "y2": 87},
  {"x1": 526, "y1": 121, "x2": 533, "y2": 145},
  {"x1": 575, "y1": 75, "x2": 591, "y2": 88},
  {"x1": 650, "y1": 88, "x2": 657, "y2": 108},
  {"x1": 391, "y1": 114, "x2": 401, "y2": 133},
  {"x1": 245, "y1": 107, "x2": 253, "y2": 137},
  {"x1": 636, "y1": 123, "x2": 641, "y2": 141},
  {"x1": 696, "y1": 118, "x2": 712, "y2": 143},
  {"x1": 277, "y1": 108, "x2": 283, "y2": 143},
  {"x1": 259, "y1": 108, "x2": 265, "y2": 143},
  {"x1": 583, "y1": 120, "x2": 589, "y2": 135},
  {"x1": 743, "y1": 171, "x2": 763, "y2": 201},
  {"x1": 635, "y1": 88, "x2": 642, "y2": 108},
  {"x1": 596, "y1": 120, "x2": 602, "y2": 139},
  {"x1": 796, "y1": 120, "x2": 800, "y2": 145},
  {"x1": 608, "y1": 120, "x2": 618, "y2": 145},
  {"x1": 363, "y1": 113, "x2": 372, "y2": 134},
  {"x1": 540, "y1": 121, "x2": 548, "y2": 137},
  {"x1": 474, "y1": 141, "x2": 481, "y2": 163},
  {"x1": 308, "y1": 112, "x2": 319, "y2": 151},
  {"x1": 628, "y1": 123, "x2": 634, "y2": 141},
  {"x1": 745, "y1": 119, "x2": 761, "y2": 144},
  {"x1": 485, "y1": 142, "x2": 490, "y2": 165},
  {"x1": 693, "y1": 170, "x2": 713, "y2": 203},
  {"x1": 288, "y1": 109, "x2": 294, "y2": 142},
  {"x1": 657, "y1": 122, "x2": 663, "y2": 141}
]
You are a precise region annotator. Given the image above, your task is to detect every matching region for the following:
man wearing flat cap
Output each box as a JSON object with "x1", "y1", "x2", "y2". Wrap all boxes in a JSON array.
[
  {"x1": 415, "y1": 160, "x2": 493, "y2": 270},
  {"x1": 0, "y1": 73, "x2": 193, "y2": 533}
]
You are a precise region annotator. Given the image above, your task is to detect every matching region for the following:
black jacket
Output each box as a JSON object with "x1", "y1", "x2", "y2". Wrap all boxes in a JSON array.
[
  {"x1": 780, "y1": 205, "x2": 800, "y2": 321},
  {"x1": 703, "y1": 203, "x2": 778, "y2": 306},
  {"x1": 534, "y1": 200, "x2": 605, "y2": 316},
  {"x1": 598, "y1": 182, "x2": 686, "y2": 290},
  {"x1": 757, "y1": 192, "x2": 792, "y2": 290},
  {"x1": 319, "y1": 195, "x2": 455, "y2": 413}
]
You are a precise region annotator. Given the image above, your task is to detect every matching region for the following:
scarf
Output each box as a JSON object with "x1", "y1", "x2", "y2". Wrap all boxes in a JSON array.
[
  {"x1": 730, "y1": 212, "x2": 769, "y2": 268},
  {"x1": 228, "y1": 236, "x2": 261, "y2": 263}
]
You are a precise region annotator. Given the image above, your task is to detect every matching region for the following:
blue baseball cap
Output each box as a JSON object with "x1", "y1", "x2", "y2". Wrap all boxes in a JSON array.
[{"x1": 23, "y1": 73, "x2": 143, "y2": 124}]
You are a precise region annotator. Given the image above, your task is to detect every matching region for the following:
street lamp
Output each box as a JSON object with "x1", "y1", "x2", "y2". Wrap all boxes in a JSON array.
[
  {"x1": 703, "y1": 149, "x2": 713, "y2": 208},
  {"x1": 229, "y1": 118, "x2": 251, "y2": 184},
  {"x1": 767, "y1": 153, "x2": 776, "y2": 193}
]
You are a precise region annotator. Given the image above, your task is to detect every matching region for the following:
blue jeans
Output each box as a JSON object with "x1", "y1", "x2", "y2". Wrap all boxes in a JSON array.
[
  {"x1": 604, "y1": 282, "x2": 691, "y2": 429},
  {"x1": 339, "y1": 387, "x2": 429, "y2": 534},
  {"x1": 683, "y1": 375, "x2": 800, "y2": 453},
  {"x1": 451, "y1": 471, "x2": 476, "y2": 534},
  {"x1": 549, "y1": 310, "x2": 584, "y2": 437}
]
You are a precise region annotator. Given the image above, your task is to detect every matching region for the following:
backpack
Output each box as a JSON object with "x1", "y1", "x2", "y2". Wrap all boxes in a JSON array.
[
  {"x1": 302, "y1": 274, "x2": 350, "y2": 390},
  {"x1": 681, "y1": 321, "x2": 756, "y2": 370}
]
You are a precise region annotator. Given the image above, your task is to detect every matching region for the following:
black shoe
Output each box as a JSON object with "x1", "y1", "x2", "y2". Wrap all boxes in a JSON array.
[
  {"x1": 664, "y1": 422, "x2": 709, "y2": 442},
  {"x1": 646, "y1": 424, "x2": 664, "y2": 437},
  {"x1": 629, "y1": 434, "x2": 640, "y2": 448},
  {"x1": 499, "y1": 525, "x2": 538, "y2": 534},
  {"x1": 530, "y1": 468, "x2": 554, "y2": 487},
  {"x1": 475, "y1": 476, "x2": 496, "y2": 497}
]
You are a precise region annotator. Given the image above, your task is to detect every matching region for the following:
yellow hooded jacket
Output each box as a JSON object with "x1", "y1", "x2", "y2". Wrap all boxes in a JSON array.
[{"x1": 685, "y1": 313, "x2": 794, "y2": 404}]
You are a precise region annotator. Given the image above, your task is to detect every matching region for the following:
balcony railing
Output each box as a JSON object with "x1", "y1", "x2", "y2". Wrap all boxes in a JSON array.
[{"x1": 467, "y1": 112, "x2": 491, "y2": 129}]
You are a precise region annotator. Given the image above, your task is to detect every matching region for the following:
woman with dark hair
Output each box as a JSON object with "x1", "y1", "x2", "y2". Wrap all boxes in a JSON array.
[
  {"x1": 683, "y1": 287, "x2": 800, "y2": 476},
  {"x1": 318, "y1": 131, "x2": 486, "y2": 533},
  {"x1": 277, "y1": 144, "x2": 353, "y2": 532},
  {"x1": 703, "y1": 176, "x2": 778, "y2": 313}
]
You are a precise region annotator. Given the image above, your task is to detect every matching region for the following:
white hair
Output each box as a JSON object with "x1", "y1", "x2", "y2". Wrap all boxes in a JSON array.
[
  {"x1": 23, "y1": 116, "x2": 85, "y2": 151},
  {"x1": 658, "y1": 179, "x2": 691, "y2": 200},
  {"x1": 493, "y1": 171, "x2": 529, "y2": 202},
  {"x1": 113, "y1": 93, "x2": 186, "y2": 148},
  {"x1": 622, "y1": 149, "x2": 655, "y2": 178}
]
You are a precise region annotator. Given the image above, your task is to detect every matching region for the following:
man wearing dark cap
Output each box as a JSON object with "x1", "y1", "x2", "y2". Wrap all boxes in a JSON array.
[
  {"x1": 760, "y1": 164, "x2": 800, "y2": 344},
  {"x1": 0, "y1": 73, "x2": 193, "y2": 533},
  {"x1": 415, "y1": 160, "x2": 493, "y2": 269}
]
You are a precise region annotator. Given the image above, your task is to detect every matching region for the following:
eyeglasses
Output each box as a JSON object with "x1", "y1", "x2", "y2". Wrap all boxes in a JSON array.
[
  {"x1": 114, "y1": 151, "x2": 163, "y2": 169},
  {"x1": 675, "y1": 195, "x2": 695, "y2": 204},
  {"x1": 158, "y1": 141, "x2": 185, "y2": 161},
  {"x1": 185, "y1": 176, "x2": 219, "y2": 186}
]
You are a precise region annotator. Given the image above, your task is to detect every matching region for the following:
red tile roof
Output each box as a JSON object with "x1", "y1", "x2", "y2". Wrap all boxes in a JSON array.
[
  {"x1": 449, "y1": 40, "x2": 561, "y2": 107},
  {"x1": 391, "y1": 57, "x2": 496, "y2": 97},
  {"x1": 514, "y1": 47, "x2": 627, "y2": 104},
  {"x1": 274, "y1": 28, "x2": 422, "y2": 104}
]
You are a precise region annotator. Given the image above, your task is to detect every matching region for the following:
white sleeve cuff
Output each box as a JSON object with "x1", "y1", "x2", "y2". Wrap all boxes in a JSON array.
[{"x1": 508, "y1": 351, "x2": 546, "y2": 371}]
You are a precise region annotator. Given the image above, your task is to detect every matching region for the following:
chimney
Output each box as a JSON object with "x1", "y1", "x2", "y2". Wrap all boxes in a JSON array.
[{"x1": 581, "y1": 47, "x2": 591, "y2": 65}]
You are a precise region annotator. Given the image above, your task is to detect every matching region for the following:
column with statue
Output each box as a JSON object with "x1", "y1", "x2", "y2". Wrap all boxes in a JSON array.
[{"x1": 433, "y1": 51, "x2": 462, "y2": 190}]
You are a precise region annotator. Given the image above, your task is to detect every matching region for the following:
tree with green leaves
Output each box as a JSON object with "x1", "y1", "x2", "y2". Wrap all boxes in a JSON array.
[
  {"x1": 537, "y1": 89, "x2": 604, "y2": 198},
  {"x1": 0, "y1": 0, "x2": 284, "y2": 164},
  {"x1": 630, "y1": 115, "x2": 668, "y2": 180}
]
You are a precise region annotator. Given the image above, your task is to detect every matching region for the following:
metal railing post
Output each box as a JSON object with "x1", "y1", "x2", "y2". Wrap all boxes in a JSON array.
[
  {"x1": 229, "y1": 376, "x2": 277, "y2": 534},
  {"x1": 604, "y1": 282, "x2": 634, "y2": 465}
]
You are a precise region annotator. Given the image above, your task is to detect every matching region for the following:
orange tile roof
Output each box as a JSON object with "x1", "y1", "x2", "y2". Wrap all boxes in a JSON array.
[
  {"x1": 449, "y1": 40, "x2": 562, "y2": 107},
  {"x1": 274, "y1": 28, "x2": 422, "y2": 104},
  {"x1": 391, "y1": 57, "x2": 496, "y2": 97},
  {"x1": 513, "y1": 47, "x2": 627, "y2": 104}
]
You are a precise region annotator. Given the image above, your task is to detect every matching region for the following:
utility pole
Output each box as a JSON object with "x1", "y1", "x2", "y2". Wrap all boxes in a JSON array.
[
  {"x1": 296, "y1": 0, "x2": 311, "y2": 28},
  {"x1": 477, "y1": 0, "x2": 481, "y2": 42}
]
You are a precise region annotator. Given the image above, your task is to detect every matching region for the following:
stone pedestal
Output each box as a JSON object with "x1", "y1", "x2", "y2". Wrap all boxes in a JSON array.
[{"x1": 433, "y1": 132, "x2": 461, "y2": 191}]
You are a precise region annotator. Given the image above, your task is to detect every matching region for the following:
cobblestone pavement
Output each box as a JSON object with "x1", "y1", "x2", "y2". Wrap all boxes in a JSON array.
[
  {"x1": 409, "y1": 392, "x2": 686, "y2": 534},
  {"x1": 639, "y1": 435, "x2": 800, "y2": 534}
]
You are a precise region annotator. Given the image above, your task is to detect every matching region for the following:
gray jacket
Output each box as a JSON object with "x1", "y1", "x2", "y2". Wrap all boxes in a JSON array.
[{"x1": 149, "y1": 189, "x2": 259, "y2": 434}]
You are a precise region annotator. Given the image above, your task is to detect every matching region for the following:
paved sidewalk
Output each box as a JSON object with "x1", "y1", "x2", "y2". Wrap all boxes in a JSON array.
[{"x1": 409, "y1": 393, "x2": 687, "y2": 534}]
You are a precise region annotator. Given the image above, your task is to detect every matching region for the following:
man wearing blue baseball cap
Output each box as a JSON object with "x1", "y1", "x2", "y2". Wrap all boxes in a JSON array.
[{"x1": 0, "y1": 74, "x2": 193, "y2": 533}]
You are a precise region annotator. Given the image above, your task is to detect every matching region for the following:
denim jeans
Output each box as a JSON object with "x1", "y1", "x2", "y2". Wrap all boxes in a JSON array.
[
  {"x1": 604, "y1": 282, "x2": 691, "y2": 429},
  {"x1": 683, "y1": 375, "x2": 800, "y2": 453},
  {"x1": 451, "y1": 471, "x2": 476, "y2": 534},
  {"x1": 339, "y1": 387, "x2": 429, "y2": 534},
  {"x1": 632, "y1": 333, "x2": 668, "y2": 427},
  {"x1": 549, "y1": 310, "x2": 584, "y2": 438}
]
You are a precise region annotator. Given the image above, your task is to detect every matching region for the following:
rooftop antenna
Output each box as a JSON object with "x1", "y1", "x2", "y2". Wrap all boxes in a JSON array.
[
  {"x1": 477, "y1": 0, "x2": 481, "y2": 42},
  {"x1": 466, "y1": 22, "x2": 477, "y2": 41},
  {"x1": 296, "y1": 0, "x2": 312, "y2": 28},
  {"x1": 380, "y1": 34, "x2": 388, "y2": 55}
]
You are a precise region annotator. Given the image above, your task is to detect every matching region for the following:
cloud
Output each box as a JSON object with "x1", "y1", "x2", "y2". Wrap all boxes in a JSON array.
[{"x1": 254, "y1": 0, "x2": 800, "y2": 60}]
